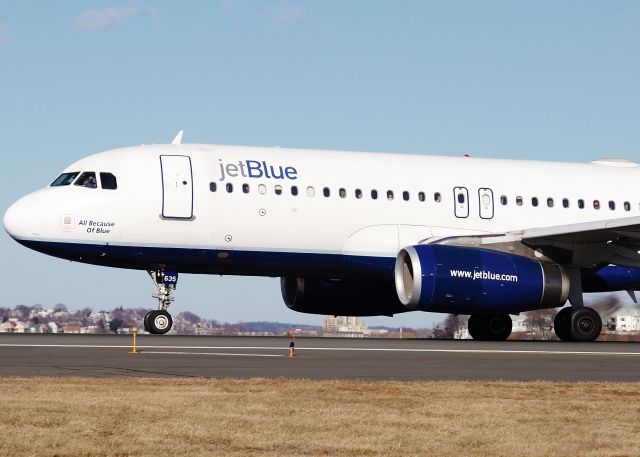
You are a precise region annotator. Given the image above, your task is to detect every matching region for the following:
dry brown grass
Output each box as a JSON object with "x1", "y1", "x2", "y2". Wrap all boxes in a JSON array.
[{"x1": 0, "y1": 378, "x2": 639, "y2": 457}]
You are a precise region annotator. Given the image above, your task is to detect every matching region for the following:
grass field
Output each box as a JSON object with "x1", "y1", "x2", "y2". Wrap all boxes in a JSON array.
[{"x1": 1, "y1": 378, "x2": 639, "y2": 456}]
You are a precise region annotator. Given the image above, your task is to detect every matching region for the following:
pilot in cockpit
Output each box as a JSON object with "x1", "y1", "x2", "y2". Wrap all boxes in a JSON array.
[{"x1": 82, "y1": 174, "x2": 97, "y2": 188}]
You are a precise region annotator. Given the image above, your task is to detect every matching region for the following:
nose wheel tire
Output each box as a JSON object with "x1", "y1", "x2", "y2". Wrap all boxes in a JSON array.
[
  {"x1": 144, "y1": 310, "x2": 173, "y2": 334},
  {"x1": 554, "y1": 307, "x2": 601, "y2": 342}
]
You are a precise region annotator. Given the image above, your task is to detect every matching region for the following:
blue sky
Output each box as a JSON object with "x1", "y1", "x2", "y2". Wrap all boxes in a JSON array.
[{"x1": 1, "y1": 1, "x2": 640, "y2": 327}]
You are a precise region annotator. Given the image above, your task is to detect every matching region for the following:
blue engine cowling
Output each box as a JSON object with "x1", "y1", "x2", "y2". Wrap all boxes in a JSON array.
[
  {"x1": 394, "y1": 244, "x2": 569, "y2": 314},
  {"x1": 281, "y1": 277, "x2": 409, "y2": 316}
]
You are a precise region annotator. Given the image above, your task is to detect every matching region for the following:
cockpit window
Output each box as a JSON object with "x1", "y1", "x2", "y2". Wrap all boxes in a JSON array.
[
  {"x1": 100, "y1": 172, "x2": 117, "y2": 190},
  {"x1": 75, "y1": 172, "x2": 97, "y2": 188},
  {"x1": 51, "y1": 172, "x2": 79, "y2": 186}
]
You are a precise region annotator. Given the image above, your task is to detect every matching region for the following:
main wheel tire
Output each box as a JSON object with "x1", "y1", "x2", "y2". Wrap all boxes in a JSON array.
[
  {"x1": 569, "y1": 307, "x2": 602, "y2": 342},
  {"x1": 468, "y1": 314, "x2": 512, "y2": 341},
  {"x1": 485, "y1": 314, "x2": 512, "y2": 341},
  {"x1": 554, "y1": 307, "x2": 572, "y2": 341},
  {"x1": 147, "y1": 310, "x2": 173, "y2": 335},
  {"x1": 468, "y1": 314, "x2": 486, "y2": 340}
]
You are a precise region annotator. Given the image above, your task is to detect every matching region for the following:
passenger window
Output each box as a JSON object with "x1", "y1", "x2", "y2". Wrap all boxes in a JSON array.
[
  {"x1": 516, "y1": 196, "x2": 523, "y2": 206},
  {"x1": 418, "y1": 192, "x2": 425, "y2": 202},
  {"x1": 500, "y1": 195, "x2": 507, "y2": 205},
  {"x1": 531, "y1": 197, "x2": 538, "y2": 207},
  {"x1": 51, "y1": 172, "x2": 80, "y2": 187},
  {"x1": 593, "y1": 200, "x2": 600, "y2": 210},
  {"x1": 226, "y1": 183, "x2": 233, "y2": 193},
  {"x1": 434, "y1": 192, "x2": 442, "y2": 202},
  {"x1": 624, "y1": 201, "x2": 631, "y2": 211},
  {"x1": 402, "y1": 191, "x2": 410, "y2": 201},
  {"x1": 242, "y1": 183, "x2": 250, "y2": 194},
  {"x1": 562, "y1": 198, "x2": 569, "y2": 208},
  {"x1": 275, "y1": 185, "x2": 282, "y2": 195},
  {"x1": 258, "y1": 184, "x2": 267, "y2": 195},
  {"x1": 307, "y1": 186, "x2": 315, "y2": 197},
  {"x1": 291, "y1": 186, "x2": 298, "y2": 196},
  {"x1": 209, "y1": 182, "x2": 217, "y2": 192},
  {"x1": 339, "y1": 188, "x2": 347, "y2": 198},
  {"x1": 371, "y1": 190, "x2": 378, "y2": 200},
  {"x1": 75, "y1": 172, "x2": 97, "y2": 188},
  {"x1": 609, "y1": 200, "x2": 615, "y2": 210},
  {"x1": 547, "y1": 198, "x2": 554, "y2": 208},
  {"x1": 100, "y1": 173, "x2": 117, "y2": 190},
  {"x1": 323, "y1": 187, "x2": 331, "y2": 197},
  {"x1": 355, "y1": 189, "x2": 363, "y2": 199},
  {"x1": 578, "y1": 199, "x2": 584, "y2": 209},
  {"x1": 387, "y1": 190, "x2": 394, "y2": 200}
]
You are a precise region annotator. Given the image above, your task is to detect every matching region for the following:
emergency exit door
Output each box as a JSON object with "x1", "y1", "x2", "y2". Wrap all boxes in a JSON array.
[
  {"x1": 478, "y1": 188, "x2": 494, "y2": 219},
  {"x1": 453, "y1": 187, "x2": 469, "y2": 218},
  {"x1": 160, "y1": 155, "x2": 193, "y2": 219}
]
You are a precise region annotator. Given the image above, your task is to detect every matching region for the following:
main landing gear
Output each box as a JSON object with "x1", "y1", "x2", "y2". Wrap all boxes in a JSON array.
[
  {"x1": 468, "y1": 313, "x2": 513, "y2": 341},
  {"x1": 552, "y1": 268, "x2": 602, "y2": 342},
  {"x1": 553, "y1": 306, "x2": 602, "y2": 342},
  {"x1": 466, "y1": 266, "x2": 603, "y2": 342},
  {"x1": 467, "y1": 307, "x2": 602, "y2": 342},
  {"x1": 143, "y1": 269, "x2": 178, "y2": 334}
]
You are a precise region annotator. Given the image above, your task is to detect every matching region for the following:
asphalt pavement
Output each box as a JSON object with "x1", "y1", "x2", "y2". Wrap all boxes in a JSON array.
[{"x1": 1, "y1": 334, "x2": 639, "y2": 381}]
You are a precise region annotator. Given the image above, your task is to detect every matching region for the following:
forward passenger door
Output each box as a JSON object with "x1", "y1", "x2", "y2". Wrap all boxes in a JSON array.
[{"x1": 160, "y1": 155, "x2": 194, "y2": 219}]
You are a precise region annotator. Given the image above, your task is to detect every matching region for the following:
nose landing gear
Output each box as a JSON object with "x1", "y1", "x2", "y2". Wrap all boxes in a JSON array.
[{"x1": 144, "y1": 270, "x2": 178, "y2": 334}]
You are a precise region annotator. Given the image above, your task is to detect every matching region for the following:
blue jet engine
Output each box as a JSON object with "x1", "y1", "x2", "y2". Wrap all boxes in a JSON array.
[{"x1": 394, "y1": 244, "x2": 569, "y2": 314}]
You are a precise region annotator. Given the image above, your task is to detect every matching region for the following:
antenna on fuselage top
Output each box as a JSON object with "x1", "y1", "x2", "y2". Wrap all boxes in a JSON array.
[{"x1": 171, "y1": 130, "x2": 184, "y2": 145}]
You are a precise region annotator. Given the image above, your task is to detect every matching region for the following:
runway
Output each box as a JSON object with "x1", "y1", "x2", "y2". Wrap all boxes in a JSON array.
[{"x1": 1, "y1": 334, "x2": 639, "y2": 381}]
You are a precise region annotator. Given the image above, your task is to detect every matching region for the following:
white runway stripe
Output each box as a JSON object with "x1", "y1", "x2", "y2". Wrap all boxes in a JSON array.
[
  {"x1": 142, "y1": 351, "x2": 284, "y2": 357},
  {"x1": 1, "y1": 343, "x2": 640, "y2": 356}
]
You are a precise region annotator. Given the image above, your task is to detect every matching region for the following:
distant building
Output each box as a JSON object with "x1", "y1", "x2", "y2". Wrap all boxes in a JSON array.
[
  {"x1": 610, "y1": 308, "x2": 640, "y2": 332},
  {"x1": 48, "y1": 322, "x2": 60, "y2": 333},
  {"x1": 29, "y1": 323, "x2": 47, "y2": 333},
  {"x1": 0, "y1": 319, "x2": 27, "y2": 333},
  {"x1": 323, "y1": 316, "x2": 370, "y2": 338},
  {"x1": 63, "y1": 323, "x2": 81, "y2": 334}
]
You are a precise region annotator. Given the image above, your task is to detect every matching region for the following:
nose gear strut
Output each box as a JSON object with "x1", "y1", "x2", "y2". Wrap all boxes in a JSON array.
[{"x1": 144, "y1": 269, "x2": 178, "y2": 334}]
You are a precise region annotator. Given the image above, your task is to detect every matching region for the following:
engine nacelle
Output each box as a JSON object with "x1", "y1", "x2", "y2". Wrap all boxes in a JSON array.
[
  {"x1": 281, "y1": 277, "x2": 408, "y2": 316},
  {"x1": 395, "y1": 244, "x2": 569, "y2": 314}
]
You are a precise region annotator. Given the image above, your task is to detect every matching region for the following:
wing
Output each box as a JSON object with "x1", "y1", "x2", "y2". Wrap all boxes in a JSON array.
[
  {"x1": 515, "y1": 216, "x2": 640, "y2": 267},
  {"x1": 430, "y1": 216, "x2": 640, "y2": 268}
]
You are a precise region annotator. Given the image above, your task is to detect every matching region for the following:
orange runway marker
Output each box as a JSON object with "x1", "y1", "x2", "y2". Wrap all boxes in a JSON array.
[{"x1": 128, "y1": 330, "x2": 140, "y2": 355}]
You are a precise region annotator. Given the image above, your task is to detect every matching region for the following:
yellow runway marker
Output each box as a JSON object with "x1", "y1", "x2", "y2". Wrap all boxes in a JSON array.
[{"x1": 128, "y1": 330, "x2": 140, "y2": 355}]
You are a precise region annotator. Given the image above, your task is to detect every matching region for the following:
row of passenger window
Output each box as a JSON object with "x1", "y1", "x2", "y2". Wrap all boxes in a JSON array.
[
  {"x1": 499, "y1": 195, "x2": 632, "y2": 211},
  {"x1": 209, "y1": 181, "x2": 633, "y2": 212},
  {"x1": 209, "y1": 182, "x2": 443, "y2": 202}
]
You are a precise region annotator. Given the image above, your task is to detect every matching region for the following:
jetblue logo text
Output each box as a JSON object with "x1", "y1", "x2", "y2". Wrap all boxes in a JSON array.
[
  {"x1": 218, "y1": 159, "x2": 298, "y2": 182},
  {"x1": 450, "y1": 269, "x2": 518, "y2": 282}
]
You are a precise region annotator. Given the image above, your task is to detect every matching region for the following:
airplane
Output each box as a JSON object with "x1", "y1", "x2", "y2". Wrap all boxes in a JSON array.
[{"x1": 5, "y1": 131, "x2": 640, "y2": 341}]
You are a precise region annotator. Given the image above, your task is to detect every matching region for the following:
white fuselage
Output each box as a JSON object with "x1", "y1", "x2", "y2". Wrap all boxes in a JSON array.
[{"x1": 4, "y1": 143, "x2": 640, "y2": 278}]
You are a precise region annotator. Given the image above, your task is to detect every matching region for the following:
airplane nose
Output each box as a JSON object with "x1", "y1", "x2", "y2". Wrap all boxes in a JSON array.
[{"x1": 4, "y1": 195, "x2": 41, "y2": 240}]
